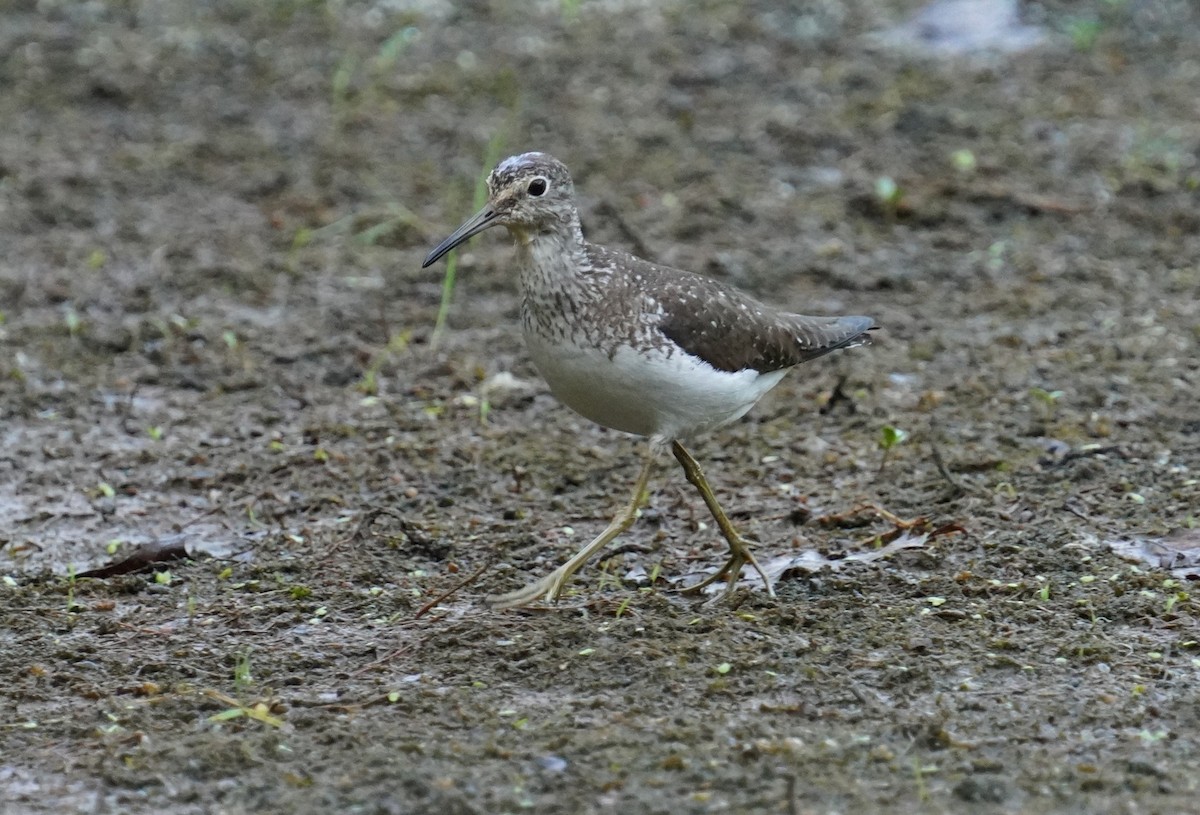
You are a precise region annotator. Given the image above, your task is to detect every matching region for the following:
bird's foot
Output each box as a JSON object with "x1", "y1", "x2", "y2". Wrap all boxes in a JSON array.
[
  {"x1": 484, "y1": 565, "x2": 573, "y2": 610},
  {"x1": 683, "y1": 535, "x2": 776, "y2": 600}
]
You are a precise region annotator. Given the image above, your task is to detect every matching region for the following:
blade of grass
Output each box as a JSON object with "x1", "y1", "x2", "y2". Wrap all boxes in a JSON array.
[{"x1": 431, "y1": 129, "x2": 510, "y2": 349}]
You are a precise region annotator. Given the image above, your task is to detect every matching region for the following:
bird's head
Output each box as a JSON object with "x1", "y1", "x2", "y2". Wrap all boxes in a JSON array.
[{"x1": 422, "y1": 152, "x2": 576, "y2": 268}]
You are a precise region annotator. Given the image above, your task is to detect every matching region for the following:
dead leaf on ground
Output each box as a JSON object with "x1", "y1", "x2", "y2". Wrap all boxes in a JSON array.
[
  {"x1": 649, "y1": 515, "x2": 966, "y2": 593},
  {"x1": 77, "y1": 535, "x2": 237, "y2": 578},
  {"x1": 1106, "y1": 528, "x2": 1200, "y2": 580}
]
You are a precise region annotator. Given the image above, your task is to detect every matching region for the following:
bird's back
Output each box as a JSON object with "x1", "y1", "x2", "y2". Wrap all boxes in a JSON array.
[{"x1": 583, "y1": 243, "x2": 876, "y2": 375}]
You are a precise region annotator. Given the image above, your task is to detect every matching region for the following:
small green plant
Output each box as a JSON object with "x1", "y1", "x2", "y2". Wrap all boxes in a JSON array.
[
  {"x1": 1065, "y1": 17, "x2": 1102, "y2": 51},
  {"x1": 994, "y1": 481, "x2": 1018, "y2": 499},
  {"x1": 985, "y1": 240, "x2": 1008, "y2": 273},
  {"x1": 877, "y1": 424, "x2": 909, "y2": 476},
  {"x1": 1029, "y1": 387, "x2": 1064, "y2": 421},
  {"x1": 330, "y1": 53, "x2": 357, "y2": 112},
  {"x1": 206, "y1": 689, "x2": 284, "y2": 728},
  {"x1": 234, "y1": 650, "x2": 253, "y2": 691},
  {"x1": 874, "y1": 176, "x2": 903, "y2": 217},
  {"x1": 911, "y1": 757, "x2": 931, "y2": 802},
  {"x1": 372, "y1": 26, "x2": 419, "y2": 75},
  {"x1": 354, "y1": 201, "x2": 422, "y2": 247},
  {"x1": 356, "y1": 329, "x2": 412, "y2": 395},
  {"x1": 951, "y1": 149, "x2": 976, "y2": 175},
  {"x1": 63, "y1": 307, "x2": 82, "y2": 338},
  {"x1": 430, "y1": 252, "x2": 460, "y2": 348},
  {"x1": 1029, "y1": 387, "x2": 1064, "y2": 406}
]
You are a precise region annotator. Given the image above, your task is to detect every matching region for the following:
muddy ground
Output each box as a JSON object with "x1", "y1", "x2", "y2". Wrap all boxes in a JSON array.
[{"x1": 2, "y1": 1, "x2": 1198, "y2": 813}]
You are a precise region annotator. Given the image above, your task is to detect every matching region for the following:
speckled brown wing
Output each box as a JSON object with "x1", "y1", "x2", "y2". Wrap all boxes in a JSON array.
[{"x1": 609, "y1": 250, "x2": 876, "y2": 374}]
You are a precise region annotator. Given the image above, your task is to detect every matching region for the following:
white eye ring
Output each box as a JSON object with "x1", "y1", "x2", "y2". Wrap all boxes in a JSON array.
[{"x1": 527, "y1": 177, "x2": 549, "y2": 196}]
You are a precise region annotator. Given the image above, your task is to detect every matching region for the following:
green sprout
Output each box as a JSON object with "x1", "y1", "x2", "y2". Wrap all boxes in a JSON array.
[
  {"x1": 1065, "y1": 17, "x2": 1102, "y2": 51},
  {"x1": 877, "y1": 424, "x2": 909, "y2": 476},
  {"x1": 874, "y1": 176, "x2": 903, "y2": 215},
  {"x1": 356, "y1": 329, "x2": 412, "y2": 395},
  {"x1": 951, "y1": 149, "x2": 976, "y2": 174},
  {"x1": 372, "y1": 26, "x2": 419, "y2": 75},
  {"x1": 64, "y1": 308, "x2": 82, "y2": 338},
  {"x1": 330, "y1": 53, "x2": 357, "y2": 112},
  {"x1": 1029, "y1": 387, "x2": 1064, "y2": 406},
  {"x1": 1029, "y1": 387, "x2": 1064, "y2": 421},
  {"x1": 234, "y1": 650, "x2": 253, "y2": 691}
]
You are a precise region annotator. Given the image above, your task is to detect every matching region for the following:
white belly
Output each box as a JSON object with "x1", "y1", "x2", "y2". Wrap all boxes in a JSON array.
[{"x1": 524, "y1": 331, "x2": 787, "y2": 442}]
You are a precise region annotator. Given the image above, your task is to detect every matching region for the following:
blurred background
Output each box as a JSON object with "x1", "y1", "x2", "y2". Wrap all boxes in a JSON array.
[{"x1": 2, "y1": 1, "x2": 1198, "y2": 813}]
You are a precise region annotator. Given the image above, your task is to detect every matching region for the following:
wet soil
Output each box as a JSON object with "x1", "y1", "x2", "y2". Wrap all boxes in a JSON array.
[{"x1": 2, "y1": 1, "x2": 1198, "y2": 813}]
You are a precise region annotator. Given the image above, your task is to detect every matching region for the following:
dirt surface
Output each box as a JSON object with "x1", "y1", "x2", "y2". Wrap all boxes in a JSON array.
[{"x1": 2, "y1": 1, "x2": 1199, "y2": 813}]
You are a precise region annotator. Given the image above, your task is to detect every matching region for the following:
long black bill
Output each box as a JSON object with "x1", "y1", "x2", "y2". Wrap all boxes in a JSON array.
[{"x1": 421, "y1": 205, "x2": 499, "y2": 268}]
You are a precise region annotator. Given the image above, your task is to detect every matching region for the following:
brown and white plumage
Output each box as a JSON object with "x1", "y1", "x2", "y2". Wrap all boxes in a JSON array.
[
  {"x1": 423, "y1": 151, "x2": 876, "y2": 607},
  {"x1": 425, "y1": 151, "x2": 874, "y2": 445}
]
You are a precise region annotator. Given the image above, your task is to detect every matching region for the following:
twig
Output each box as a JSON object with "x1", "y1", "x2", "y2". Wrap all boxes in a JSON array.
[
  {"x1": 414, "y1": 561, "x2": 490, "y2": 619},
  {"x1": 77, "y1": 538, "x2": 188, "y2": 578},
  {"x1": 120, "y1": 383, "x2": 141, "y2": 435},
  {"x1": 1054, "y1": 445, "x2": 1125, "y2": 467},
  {"x1": 929, "y1": 435, "x2": 964, "y2": 496},
  {"x1": 351, "y1": 644, "x2": 414, "y2": 677}
]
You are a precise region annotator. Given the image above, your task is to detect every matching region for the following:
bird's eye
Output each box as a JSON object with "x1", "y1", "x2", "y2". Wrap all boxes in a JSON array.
[{"x1": 527, "y1": 178, "x2": 548, "y2": 196}]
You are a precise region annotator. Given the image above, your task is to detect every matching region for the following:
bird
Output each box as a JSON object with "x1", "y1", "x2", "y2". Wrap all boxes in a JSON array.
[{"x1": 422, "y1": 152, "x2": 875, "y2": 609}]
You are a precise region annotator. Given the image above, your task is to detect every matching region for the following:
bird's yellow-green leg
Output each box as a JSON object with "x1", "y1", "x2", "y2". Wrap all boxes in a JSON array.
[
  {"x1": 671, "y1": 440, "x2": 776, "y2": 599},
  {"x1": 486, "y1": 453, "x2": 655, "y2": 610}
]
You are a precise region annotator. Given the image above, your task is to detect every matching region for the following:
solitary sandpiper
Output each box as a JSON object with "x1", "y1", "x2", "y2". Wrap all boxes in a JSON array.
[{"x1": 423, "y1": 152, "x2": 876, "y2": 608}]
